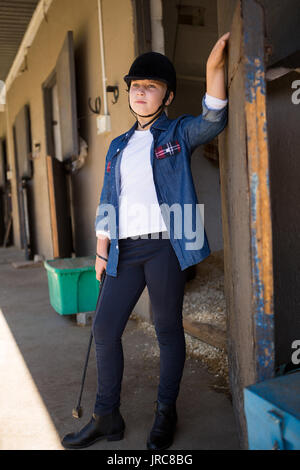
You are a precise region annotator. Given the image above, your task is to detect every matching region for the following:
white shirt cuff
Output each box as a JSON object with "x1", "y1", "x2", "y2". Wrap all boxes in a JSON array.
[{"x1": 205, "y1": 92, "x2": 228, "y2": 110}]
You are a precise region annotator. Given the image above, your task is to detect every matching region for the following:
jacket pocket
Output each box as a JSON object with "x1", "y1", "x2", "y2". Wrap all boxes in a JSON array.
[{"x1": 154, "y1": 140, "x2": 181, "y2": 159}]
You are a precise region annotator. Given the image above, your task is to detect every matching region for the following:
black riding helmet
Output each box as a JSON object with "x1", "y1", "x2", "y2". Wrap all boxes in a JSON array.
[{"x1": 123, "y1": 52, "x2": 176, "y2": 128}]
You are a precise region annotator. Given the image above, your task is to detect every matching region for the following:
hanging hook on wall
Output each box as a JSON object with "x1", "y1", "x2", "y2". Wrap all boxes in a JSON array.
[
  {"x1": 88, "y1": 96, "x2": 101, "y2": 114},
  {"x1": 106, "y1": 85, "x2": 119, "y2": 104}
]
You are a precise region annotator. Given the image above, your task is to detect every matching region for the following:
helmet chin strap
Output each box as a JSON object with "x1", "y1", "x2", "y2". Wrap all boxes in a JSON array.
[{"x1": 128, "y1": 89, "x2": 170, "y2": 129}]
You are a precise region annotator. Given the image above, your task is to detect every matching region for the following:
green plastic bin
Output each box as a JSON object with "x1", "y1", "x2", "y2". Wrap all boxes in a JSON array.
[{"x1": 44, "y1": 256, "x2": 100, "y2": 315}]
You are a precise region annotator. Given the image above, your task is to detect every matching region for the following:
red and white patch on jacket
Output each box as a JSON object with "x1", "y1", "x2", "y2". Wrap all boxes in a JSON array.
[{"x1": 154, "y1": 140, "x2": 181, "y2": 159}]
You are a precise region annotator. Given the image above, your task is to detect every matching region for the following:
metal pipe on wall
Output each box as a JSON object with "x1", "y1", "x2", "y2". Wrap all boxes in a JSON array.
[
  {"x1": 97, "y1": 0, "x2": 108, "y2": 115},
  {"x1": 150, "y1": 0, "x2": 165, "y2": 54}
]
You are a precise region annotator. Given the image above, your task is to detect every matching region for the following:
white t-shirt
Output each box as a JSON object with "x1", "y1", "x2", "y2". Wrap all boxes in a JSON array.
[
  {"x1": 118, "y1": 128, "x2": 167, "y2": 239},
  {"x1": 96, "y1": 93, "x2": 228, "y2": 240}
]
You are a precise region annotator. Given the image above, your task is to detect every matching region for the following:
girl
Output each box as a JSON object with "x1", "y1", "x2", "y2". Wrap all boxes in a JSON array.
[{"x1": 62, "y1": 31, "x2": 230, "y2": 450}]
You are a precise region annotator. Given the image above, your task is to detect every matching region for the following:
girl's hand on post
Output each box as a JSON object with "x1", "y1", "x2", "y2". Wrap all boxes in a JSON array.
[
  {"x1": 206, "y1": 32, "x2": 230, "y2": 100},
  {"x1": 206, "y1": 32, "x2": 230, "y2": 71}
]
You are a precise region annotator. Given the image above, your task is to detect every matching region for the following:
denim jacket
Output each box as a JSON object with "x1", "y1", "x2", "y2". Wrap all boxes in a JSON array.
[{"x1": 95, "y1": 94, "x2": 228, "y2": 277}]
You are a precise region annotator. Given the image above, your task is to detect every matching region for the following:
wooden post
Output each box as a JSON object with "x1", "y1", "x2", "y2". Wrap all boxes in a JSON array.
[{"x1": 217, "y1": 0, "x2": 275, "y2": 447}]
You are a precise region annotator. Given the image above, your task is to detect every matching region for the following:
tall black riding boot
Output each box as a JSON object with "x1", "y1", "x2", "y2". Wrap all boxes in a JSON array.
[
  {"x1": 61, "y1": 408, "x2": 125, "y2": 449},
  {"x1": 146, "y1": 400, "x2": 177, "y2": 450}
]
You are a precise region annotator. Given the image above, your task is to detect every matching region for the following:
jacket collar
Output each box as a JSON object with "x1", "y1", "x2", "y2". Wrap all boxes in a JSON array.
[
  {"x1": 150, "y1": 111, "x2": 170, "y2": 131},
  {"x1": 123, "y1": 111, "x2": 170, "y2": 141}
]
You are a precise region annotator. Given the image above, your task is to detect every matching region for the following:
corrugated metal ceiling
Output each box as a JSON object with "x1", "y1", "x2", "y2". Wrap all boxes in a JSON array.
[{"x1": 0, "y1": 0, "x2": 40, "y2": 81}]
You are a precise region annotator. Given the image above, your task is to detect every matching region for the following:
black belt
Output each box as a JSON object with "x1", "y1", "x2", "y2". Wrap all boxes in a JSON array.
[{"x1": 123, "y1": 231, "x2": 169, "y2": 240}]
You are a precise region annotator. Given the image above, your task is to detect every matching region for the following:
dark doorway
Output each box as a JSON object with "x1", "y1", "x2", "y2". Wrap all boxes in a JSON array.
[{"x1": 42, "y1": 31, "x2": 79, "y2": 258}]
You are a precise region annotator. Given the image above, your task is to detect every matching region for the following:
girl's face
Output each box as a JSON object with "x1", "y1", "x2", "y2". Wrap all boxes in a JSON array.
[{"x1": 129, "y1": 79, "x2": 173, "y2": 118}]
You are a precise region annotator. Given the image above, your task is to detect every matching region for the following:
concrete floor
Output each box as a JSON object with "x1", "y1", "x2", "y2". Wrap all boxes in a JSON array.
[{"x1": 0, "y1": 246, "x2": 240, "y2": 450}]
